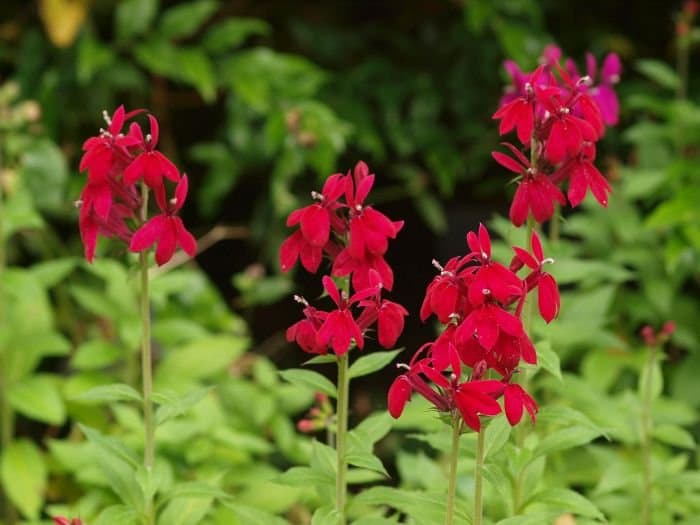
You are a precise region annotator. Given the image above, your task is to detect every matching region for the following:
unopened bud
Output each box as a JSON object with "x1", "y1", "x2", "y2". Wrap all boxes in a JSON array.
[
  {"x1": 641, "y1": 325, "x2": 656, "y2": 346},
  {"x1": 314, "y1": 392, "x2": 328, "y2": 404},
  {"x1": 297, "y1": 419, "x2": 317, "y2": 433},
  {"x1": 662, "y1": 320, "x2": 676, "y2": 336}
]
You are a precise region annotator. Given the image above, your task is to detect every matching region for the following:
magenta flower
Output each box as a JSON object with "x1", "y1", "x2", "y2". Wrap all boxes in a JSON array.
[
  {"x1": 492, "y1": 145, "x2": 566, "y2": 227},
  {"x1": 123, "y1": 115, "x2": 180, "y2": 189},
  {"x1": 129, "y1": 175, "x2": 197, "y2": 265}
]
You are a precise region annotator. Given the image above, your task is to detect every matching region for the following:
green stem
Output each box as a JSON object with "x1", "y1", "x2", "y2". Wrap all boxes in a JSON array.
[
  {"x1": 444, "y1": 415, "x2": 461, "y2": 525},
  {"x1": 0, "y1": 134, "x2": 16, "y2": 525},
  {"x1": 640, "y1": 345, "x2": 657, "y2": 525},
  {"x1": 473, "y1": 429, "x2": 486, "y2": 525},
  {"x1": 139, "y1": 184, "x2": 155, "y2": 525},
  {"x1": 677, "y1": 34, "x2": 689, "y2": 101},
  {"x1": 335, "y1": 353, "x2": 349, "y2": 525}
]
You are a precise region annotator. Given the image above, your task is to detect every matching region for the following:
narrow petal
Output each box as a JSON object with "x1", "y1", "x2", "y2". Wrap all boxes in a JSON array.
[
  {"x1": 154, "y1": 220, "x2": 178, "y2": 265},
  {"x1": 129, "y1": 215, "x2": 167, "y2": 252}
]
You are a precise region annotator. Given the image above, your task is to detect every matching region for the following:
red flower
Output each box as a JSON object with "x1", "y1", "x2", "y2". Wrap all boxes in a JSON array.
[
  {"x1": 492, "y1": 67, "x2": 545, "y2": 144},
  {"x1": 129, "y1": 175, "x2": 197, "y2": 265},
  {"x1": 286, "y1": 301, "x2": 329, "y2": 355},
  {"x1": 79, "y1": 105, "x2": 141, "y2": 183},
  {"x1": 456, "y1": 304, "x2": 524, "y2": 352},
  {"x1": 555, "y1": 145, "x2": 612, "y2": 208},
  {"x1": 454, "y1": 380, "x2": 503, "y2": 432},
  {"x1": 123, "y1": 115, "x2": 180, "y2": 189},
  {"x1": 315, "y1": 276, "x2": 367, "y2": 355},
  {"x1": 420, "y1": 257, "x2": 466, "y2": 323},
  {"x1": 280, "y1": 230, "x2": 324, "y2": 273},
  {"x1": 512, "y1": 231, "x2": 560, "y2": 323},
  {"x1": 492, "y1": 144, "x2": 566, "y2": 227},
  {"x1": 503, "y1": 383, "x2": 538, "y2": 426},
  {"x1": 387, "y1": 375, "x2": 413, "y2": 418}
]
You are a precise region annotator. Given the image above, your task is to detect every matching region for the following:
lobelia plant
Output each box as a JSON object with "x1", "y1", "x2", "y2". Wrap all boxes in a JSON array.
[
  {"x1": 382, "y1": 44, "x2": 621, "y2": 525},
  {"x1": 70, "y1": 106, "x2": 196, "y2": 525},
  {"x1": 281, "y1": 161, "x2": 407, "y2": 524}
]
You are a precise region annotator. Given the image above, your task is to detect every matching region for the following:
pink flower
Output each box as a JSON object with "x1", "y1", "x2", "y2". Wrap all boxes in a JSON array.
[{"x1": 129, "y1": 175, "x2": 197, "y2": 265}]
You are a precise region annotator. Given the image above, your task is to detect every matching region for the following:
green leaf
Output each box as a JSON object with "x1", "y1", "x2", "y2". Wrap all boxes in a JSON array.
[
  {"x1": 535, "y1": 340, "x2": 561, "y2": 380},
  {"x1": 94, "y1": 505, "x2": 140, "y2": 525},
  {"x1": 21, "y1": 139, "x2": 68, "y2": 212},
  {"x1": 221, "y1": 502, "x2": 290, "y2": 525},
  {"x1": 31, "y1": 258, "x2": 77, "y2": 288},
  {"x1": 352, "y1": 412, "x2": 393, "y2": 444},
  {"x1": 72, "y1": 383, "x2": 142, "y2": 404},
  {"x1": 346, "y1": 451, "x2": 389, "y2": 477},
  {"x1": 8, "y1": 375, "x2": 65, "y2": 425},
  {"x1": 304, "y1": 354, "x2": 337, "y2": 365},
  {"x1": 176, "y1": 48, "x2": 216, "y2": 102},
  {"x1": 483, "y1": 413, "x2": 511, "y2": 458},
  {"x1": 156, "y1": 335, "x2": 249, "y2": 383},
  {"x1": 276, "y1": 466, "x2": 333, "y2": 486},
  {"x1": 525, "y1": 488, "x2": 604, "y2": 520},
  {"x1": 310, "y1": 440, "x2": 337, "y2": 479},
  {"x1": 311, "y1": 506, "x2": 342, "y2": 525},
  {"x1": 352, "y1": 487, "x2": 471, "y2": 524},
  {"x1": 639, "y1": 357, "x2": 663, "y2": 401},
  {"x1": 154, "y1": 387, "x2": 212, "y2": 425},
  {"x1": 279, "y1": 368, "x2": 337, "y2": 398},
  {"x1": 159, "y1": 0, "x2": 219, "y2": 39},
  {"x1": 653, "y1": 423, "x2": 696, "y2": 449},
  {"x1": 636, "y1": 59, "x2": 680, "y2": 91},
  {"x1": 79, "y1": 426, "x2": 143, "y2": 508},
  {"x1": 115, "y1": 0, "x2": 158, "y2": 41},
  {"x1": 160, "y1": 481, "x2": 232, "y2": 503},
  {"x1": 72, "y1": 339, "x2": 123, "y2": 370},
  {"x1": 532, "y1": 426, "x2": 602, "y2": 460},
  {"x1": 0, "y1": 439, "x2": 46, "y2": 519},
  {"x1": 348, "y1": 349, "x2": 402, "y2": 379},
  {"x1": 202, "y1": 18, "x2": 270, "y2": 52},
  {"x1": 157, "y1": 496, "x2": 214, "y2": 525}
]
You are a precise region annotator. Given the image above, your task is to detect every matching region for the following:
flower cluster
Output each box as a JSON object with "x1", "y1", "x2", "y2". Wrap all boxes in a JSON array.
[
  {"x1": 388, "y1": 225, "x2": 558, "y2": 431},
  {"x1": 282, "y1": 161, "x2": 407, "y2": 356},
  {"x1": 493, "y1": 45, "x2": 621, "y2": 226},
  {"x1": 77, "y1": 106, "x2": 196, "y2": 264}
]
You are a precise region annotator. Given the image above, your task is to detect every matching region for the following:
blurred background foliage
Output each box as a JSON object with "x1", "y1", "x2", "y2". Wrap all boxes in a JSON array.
[{"x1": 1, "y1": 0, "x2": 700, "y2": 523}]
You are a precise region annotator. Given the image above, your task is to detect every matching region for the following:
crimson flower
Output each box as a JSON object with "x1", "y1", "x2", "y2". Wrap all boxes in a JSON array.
[
  {"x1": 79, "y1": 105, "x2": 141, "y2": 183},
  {"x1": 129, "y1": 175, "x2": 197, "y2": 265},
  {"x1": 512, "y1": 231, "x2": 560, "y2": 323},
  {"x1": 286, "y1": 301, "x2": 329, "y2": 355},
  {"x1": 492, "y1": 144, "x2": 566, "y2": 226},
  {"x1": 420, "y1": 256, "x2": 466, "y2": 323},
  {"x1": 123, "y1": 115, "x2": 180, "y2": 189},
  {"x1": 315, "y1": 276, "x2": 367, "y2": 356},
  {"x1": 280, "y1": 173, "x2": 346, "y2": 273},
  {"x1": 503, "y1": 383, "x2": 538, "y2": 426},
  {"x1": 454, "y1": 380, "x2": 504, "y2": 432},
  {"x1": 554, "y1": 144, "x2": 612, "y2": 208}
]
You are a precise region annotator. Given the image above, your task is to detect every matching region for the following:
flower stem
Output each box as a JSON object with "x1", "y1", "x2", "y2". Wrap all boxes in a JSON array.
[
  {"x1": 473, "y1": 428, "x2": 486, "y2": 525},
  {"x1": 0, "y1": 136, "x2": 16, "y2": 525},
  {"x1": 139, "y1": 184, "x2": 155, "y2": 525},
  {"x1": 444, "y1": 415, "x2": 461, "y2": 525},
  {"x1": 640, "y1": 344, "x2": 657, "y2": 525},
  {"x1": 335, "y1": 353, "x2": 349, "y2": 525}
]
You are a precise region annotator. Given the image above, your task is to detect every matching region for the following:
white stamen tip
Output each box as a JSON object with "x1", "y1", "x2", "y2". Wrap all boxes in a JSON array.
[
  {"x1": 293, "y1": 294, "x2": 309, "y2": 306},
  {"x1": 169, "y1": 197, "x2": 178, "y2": 206},
  {"x1": 310, "y1": 190, "x2": 324, "y2": 201},
  {"x1": 102, "y1": 110, "x2": 111, "y2": 125},
  {"x1": 482, "y1": 288, "x2": 491, "y2": 295},
  {"x1": 542, "y1": 257, "x2": 555, "y2": 265},
  {"x1": 396, "y1": 363, "x2": 410, "y2": 371},
  {"x1": 146, "y1": 133, "x2": 152, "y2": 143},
  {"x1": 355, "y1": 204, "x2": 362, "y2": 211},
  {"x1": 74, "y1": 199, "x2": 83, "y2": 208}
]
